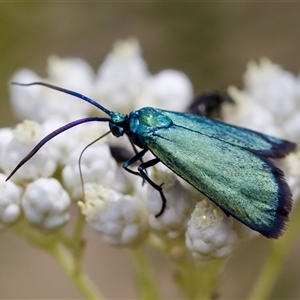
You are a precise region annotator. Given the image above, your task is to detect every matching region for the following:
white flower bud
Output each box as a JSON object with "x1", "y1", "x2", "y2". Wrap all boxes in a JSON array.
[
  {"x1": 186, "y1": 199, "x2": 237, "y2": 261},
  {"x1": 223, "y1": 58, "x2": 300, "y2": 141},
  {"x1": 277, "y1": 151, "x2": 300, "y2": 201},
  {"x1": 21, "y1": 178, "x2": 71, "y2": 229},
  {"x1": 224, "y1": 86, "x2": 281, "y2": 136},
  {"x1": 245, "y1": 59, "x2": 299, "y2": 117},
  {"x1": 0, "y1": 121, "x2": 56, "y2": 183},
  {"x1": 282, "y1": 110, "x2": 300, "y2": 141},
  {"x1": 41, "y1": 118, "x2": 69, "y2": 165},
  {"x1": 62, "y1": 142, "x2": 118, "y2": 200},
  {"x1": 42, "y1": 119, "x2": 109, "y2": 167},
  {"x1": 136, "y1": 70, "x2": 193, "y2": 111},
  {"x1": 44, "y1": 56, "x2": 95, "y2": 121},
  {"x1": 147, "y1": 165, "x2": 194, "y2": 239},
  {"x1": 0, "y1": 173, "x2": 22, "y2": 229},
  {"x1": 9, "y1": 69, "x2": 43, "y2": 121},
  {"x1": 10, "y1": 58, "x2": 95, "y2": 123},
  {"x1": 95, "y1": 37, "x2": 149, "y2": 113},
  {"x1": 0, "y1": 128, "x2": 14, "y2": 172},
  {"x1": 79, "y1": 184, "x2": 149, "y2": 247},
  {"x1": 47, "y1": 56, "x2": 95, "y2": 96}
]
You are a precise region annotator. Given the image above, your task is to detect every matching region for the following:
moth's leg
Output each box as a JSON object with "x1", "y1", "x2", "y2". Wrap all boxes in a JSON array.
[
  {"x1": 138, "y1": 158, "x2": 166, "y2": 217},
  {"x1": 122, "y1": 148, "x2": 148, "y2": 176},
  {"x1": 123, "y1": 151, "x2": 167, "y2": 217},
  {"x1": 128, "y1": 138, "x2": 148, "y2": 180}
]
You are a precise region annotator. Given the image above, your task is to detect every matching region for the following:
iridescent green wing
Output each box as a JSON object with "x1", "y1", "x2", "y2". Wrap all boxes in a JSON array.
[
  {"x1": 162, "y1": 110, "x2": 295, "y2": 158},
  {"x1": 141, "y1": 111, "x2": 293, "y2": 238}
]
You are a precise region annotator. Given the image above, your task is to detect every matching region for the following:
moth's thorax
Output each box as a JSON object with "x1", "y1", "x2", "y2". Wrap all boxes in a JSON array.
[
  {"x1": 125, "y1": 107, "x2": 173, "y2": 148},
  {"x1": 129, "y1": 107, "x2": 173, "y2": 132}
]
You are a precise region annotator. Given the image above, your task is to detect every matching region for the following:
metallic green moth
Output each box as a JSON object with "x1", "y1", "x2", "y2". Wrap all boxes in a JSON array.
[{"x1": 8, "y1": 82, "x2": 296, "y2": 238}]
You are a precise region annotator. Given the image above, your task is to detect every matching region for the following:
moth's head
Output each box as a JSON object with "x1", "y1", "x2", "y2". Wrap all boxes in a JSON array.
[{"x1": 109, "y1": 112, "x2": 128, "y2": 137}]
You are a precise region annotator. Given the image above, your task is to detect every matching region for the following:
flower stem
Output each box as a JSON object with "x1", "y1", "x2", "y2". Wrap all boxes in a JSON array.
[
  {"x1": 248, "y1": 199, "x2": 300, "y2": 299},
  {"x1": 70, "y1": 209, "x2": 87, "y2": 273},
  {"x1": 12, "y1": 219, "x2": 57, "y2": 249},
  {"x1": 49, "y1": 243, "x2": 103, "y2": 300},
  {"x1": 174, "y1": 255, "x2": 225, "y2": 299},
  {"x1": 13, "y1": 216, "x2": 104, "y2": 299},
  {"x1": 129, "y1": 248, "x2": 161, "y2": 300}
]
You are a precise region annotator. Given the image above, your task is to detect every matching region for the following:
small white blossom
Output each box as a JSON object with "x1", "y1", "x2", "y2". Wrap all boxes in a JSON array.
[
  {"x1": 21, "y1": 178, "x2": 71, "y2": 229},
  {"x1": 0, "y1": 128, "x2": 14, "y2": 152},
  {"x1": 0, "y1": 128, "x2": 13, "y2": 172},
  {"x1": 79, "y1": 184, "x2": 149, "y2": 247},
  {"x1": 244, "y1": 59, "x2": 300, "y2": 118},
  {"x1": 43, "y1": 56, "x2": 95, "y2": 121},
  {"x1": 0, "y1": 173, "x2": 22, "y2": 229},
  {"x1": 186, "y1": 199, "x2": 237, "y2": 261},
  {"x1": 224, "y1": 86, "x2": 279, "y2": 136},
  {"x1": 41, "y1": 118, "x2": 70, "y2": 165},
  {"x1": 0, "y1": 120, "x2": 56, "y2": 183},
  {"x1": 62, "y1": 142, "x2": 118, "y2": 200},
  {"x1": 94, "y1": 37, "x2": 149, "y2": 113},
  {"x1": 223, "y1": 58, "x2": 300, "y2": 141},
  {"x1": 277, "y1": 151, "x2": 300, "y2": 201},
  {"x1": 282, "y1": 110, "x2": 300, "y2": 142},
  {"x1": 136, "y1": 70, "x2": 193, "y2": 111},
  {"x1": 10, "y1": 57, "x2": 94, "y2": 123},
  {"x1": 147, "y1": 165, "x2": 194, "y2": 239},
  {"x1": 46, "y1": 55, "x2": 95, "y2": 97},
  {"x1": 9, "y1": 69, "x2": 43, "y2": 121},
  {"x1": 43, "y1": 119, "x2": 109, "y2": 166}
]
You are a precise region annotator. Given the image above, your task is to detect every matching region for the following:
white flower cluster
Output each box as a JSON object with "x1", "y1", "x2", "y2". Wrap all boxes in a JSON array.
[
  {"x1": 79, "y1": 184, "x2": 149, "y2": 247},
  {"x1": 186, "y1": 199, "x2": 237, "y2": 261},
  {"x1": 0, "y1": 121, "x2": 70, "y2": 230},
  {"x1": 223, "y1": 58, "x2": 300, "y2": 140},
  {"x1": 0, "y1": 173, "x2": 22, "y2": 230},
  {"x1": 1, "y1": 39, "x2": 298, "y2": 261}
]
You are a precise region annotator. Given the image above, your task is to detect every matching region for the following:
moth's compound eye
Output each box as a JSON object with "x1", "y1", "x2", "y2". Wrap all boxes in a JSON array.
[
  {"x1": 111, "y1": 126, "x2": 120, "y2": 135},
  {"x1": 110, "y1": 124, "x2": 124, "y2": 137}
]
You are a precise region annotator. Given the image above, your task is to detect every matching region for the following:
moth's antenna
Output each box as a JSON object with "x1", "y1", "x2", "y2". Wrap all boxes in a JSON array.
[
  {"x1": 11, "y1": 82, "x2": 113, "y2": 116},
  {"x1": 78, "y1": 130, "x2": 112, "y2": 200},
  {"x1": 6, "y1": 117, "x2": 111, "y2": 181}
]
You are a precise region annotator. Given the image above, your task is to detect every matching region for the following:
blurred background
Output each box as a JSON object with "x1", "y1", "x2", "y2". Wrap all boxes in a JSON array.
[{"x1": 1, "y1": 2, "x2": 300, "y2": 299}]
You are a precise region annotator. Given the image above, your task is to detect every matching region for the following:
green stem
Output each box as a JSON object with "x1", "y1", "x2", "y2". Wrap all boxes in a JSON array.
[
  {"x1": 13, "y1": 216, "x2": 104, "y2": 300},
  {"x1": 70, "y1": 209, "x2": 87, "y2": 273},
  {"x1": 72, "y1": 210, "x2": 86, "y2": 244},
  {"x1": 57, "y1": 208, "x2": 87, "y2": 273},
  {"x1": 196, "y1": 259, "x2": 225, "y2": 299},
  {"x1": 12, "y1": 219, "x2": 58, "y2": 249},
  {"x1": 174, "y1": 255, "x2": 225, "y2": 300},
  {"x1": 149, "y1": 233, "x2": 225, "y2": 299},
  {"x1": 248, "y1": 199, "x2": 300, "y2": 299},
  {"x1": 129, "y1": 248, "x2": 161, "y2": 300},
  {"x1": 50, "y1": 243, "x2": 103, "y2": 300},
  {"x1": 58, "y1": 207, "x2": 86, "y2": 248}
]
